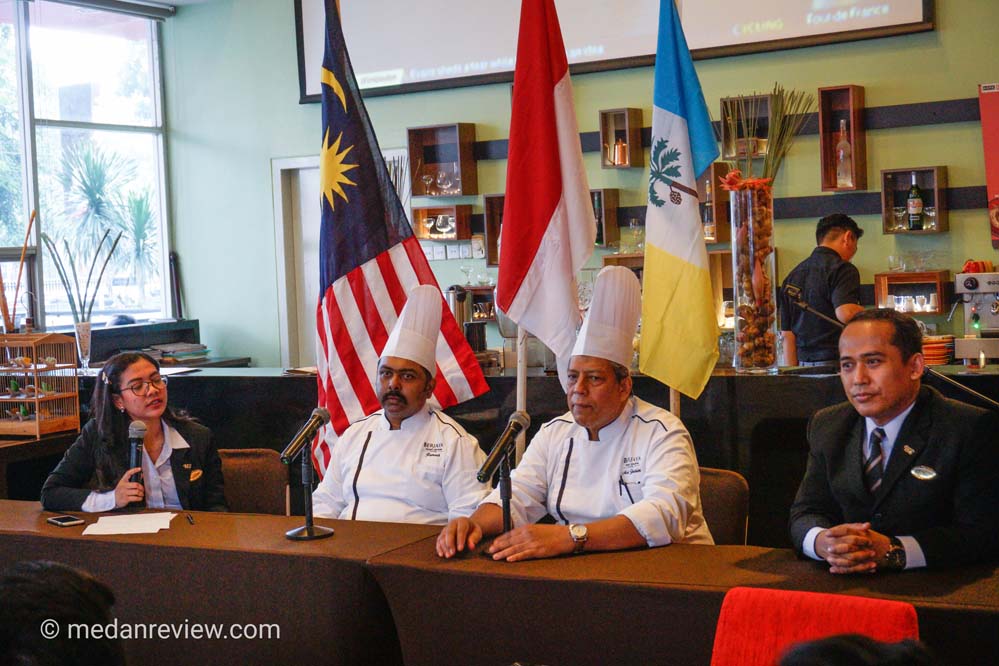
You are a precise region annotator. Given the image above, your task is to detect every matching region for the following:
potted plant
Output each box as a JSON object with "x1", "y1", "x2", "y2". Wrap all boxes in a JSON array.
[{"x1": 41, "y1": 228, "x2": 122, "y2": 372}]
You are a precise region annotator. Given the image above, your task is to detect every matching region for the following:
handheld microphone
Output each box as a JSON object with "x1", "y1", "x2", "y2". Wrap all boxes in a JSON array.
[
  {"x1": 128, "y1": 420, "x2": 146, "y2": 484},
  {"x1": 281, "y1": 407, "x2": 332, "y2": 464},
  {"x1": 477, "y1": 411, "x2": 530, "y2": 483}
]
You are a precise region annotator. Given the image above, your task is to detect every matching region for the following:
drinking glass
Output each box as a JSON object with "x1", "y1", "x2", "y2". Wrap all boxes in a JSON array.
[
  {"x1": 887, "y1": 255, "x2": 905, "y2": 272},
  {"x1": 892, "y1": 294, "x2": 905, "y2": 311},
  {"x1": 421, "y1": 166, "x2": 435, "y2": 196},
  {"x1": 459, "y1": 264, "x2": 473, "y2": 285},
  {"x1": 915, "y1": 295, "x2": 928, "y2": 312},
  {"x1": 436, "y1": 168, "x2": 453, "y2": 196},
  {"x1": 924, "y1": 206, "x2": 937, "y2": 231},
  {"x1": 892, "y1": 207, "x2": 907, "y2": 232}
]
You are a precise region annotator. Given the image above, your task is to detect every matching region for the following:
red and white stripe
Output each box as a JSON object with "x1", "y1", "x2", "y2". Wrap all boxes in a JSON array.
[
  {"x1": 313, "y1": 236, "x2": 487, "y2": 475},
  {"x1": 496, "y1": 0, "x2": 594, "y2": 367}
]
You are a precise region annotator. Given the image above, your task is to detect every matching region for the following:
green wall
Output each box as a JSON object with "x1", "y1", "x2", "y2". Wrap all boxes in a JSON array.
[{"x1": 162, "y1": 0, "x2": 999, "y2": 366}]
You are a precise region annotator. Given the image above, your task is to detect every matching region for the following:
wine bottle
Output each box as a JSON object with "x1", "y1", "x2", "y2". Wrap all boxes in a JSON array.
[
  {"x1": 835, "y1": 119, "x2": 853, "y2": 188},
  {"x1": 907, "y1": 172, "x2": 924, "y2": 231}
]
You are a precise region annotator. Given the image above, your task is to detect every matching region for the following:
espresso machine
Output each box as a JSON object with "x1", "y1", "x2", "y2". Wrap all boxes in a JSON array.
[{"x1": 954, "y1": 272, "x2": 999, "y2": 362}]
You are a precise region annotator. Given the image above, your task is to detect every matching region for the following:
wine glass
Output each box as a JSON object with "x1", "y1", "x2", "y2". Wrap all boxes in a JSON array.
[
  {"x1": 924, "y1": 206, "x2": 937, "y2": 231},
  {"x1": 420, "y1": 166, "x2": 435, "y2": 196},
  {"x1": 459, "y1": 264, "x2": 473, "y2": 285},
  {"x1": 915, "y1": 295, "x2": 928, "y2": 312},
  {"x1": 435, "y1": 215, "x2": 455, "y2": 234},
  {"x1": 436, "y1": 168, "x2": 453, "y2": 196}
]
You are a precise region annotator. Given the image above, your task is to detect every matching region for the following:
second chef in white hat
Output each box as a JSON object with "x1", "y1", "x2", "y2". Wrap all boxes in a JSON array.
[
  {"x1": 437, "y1": 266, "x2": 713, "y2": 560},
  {"x1": 313, "y1": 284, "x2": 489, "y2": 523}
]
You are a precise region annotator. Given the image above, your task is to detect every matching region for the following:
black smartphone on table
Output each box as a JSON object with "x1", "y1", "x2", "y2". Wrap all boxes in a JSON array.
[{"x1": 46, "y1": 515, "x2": 85, "y2": 527}]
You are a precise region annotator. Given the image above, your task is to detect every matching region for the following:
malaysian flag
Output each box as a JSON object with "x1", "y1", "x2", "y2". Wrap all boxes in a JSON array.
[{"x1": 312, "y1": 0, "x2": 488, "y2": 476}]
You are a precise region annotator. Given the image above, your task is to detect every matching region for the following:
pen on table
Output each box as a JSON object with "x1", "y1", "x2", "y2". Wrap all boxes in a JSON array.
[{"x1": 186, "y1": 513, "x2": 195, "y2": 525}]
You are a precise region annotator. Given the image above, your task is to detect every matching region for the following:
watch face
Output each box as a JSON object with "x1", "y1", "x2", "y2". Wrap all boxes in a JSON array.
[
  {"x1": 570, "y1": 524, "x2": 587, "y2": 541},
  {"x1": 886, "y1": 546, "x2": 906, "y2": 571}
]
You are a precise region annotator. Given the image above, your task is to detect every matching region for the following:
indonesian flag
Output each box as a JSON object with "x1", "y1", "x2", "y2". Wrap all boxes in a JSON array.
[
  {"x1": 639, "y1": 0, "x2": 720, "y2": 399},
  {"x1": 496, "y1": 0, "x2": 595, "y2": 377}
]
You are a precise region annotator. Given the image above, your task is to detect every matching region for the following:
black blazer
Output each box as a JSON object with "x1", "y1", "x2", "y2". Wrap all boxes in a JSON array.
[
  {"x1": 41, "y1": 419, "x2": 227, "y2": 513},
  {"x1": 789, "y1": 385, "x2": 999, "y2": 568}
]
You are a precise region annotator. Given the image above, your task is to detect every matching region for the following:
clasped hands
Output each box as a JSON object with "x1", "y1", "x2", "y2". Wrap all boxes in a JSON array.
[
  {"x1": 814, "y1": 522, "x2": 892, "y2": 574},
  {"x1": 436, "y1": 518, "x2": 574, "y2": 562}
]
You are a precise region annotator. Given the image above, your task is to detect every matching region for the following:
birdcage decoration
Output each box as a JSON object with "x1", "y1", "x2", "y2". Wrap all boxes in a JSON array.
[{"x1": 0, "y1": 333, "x2": 80, "y2": 438}]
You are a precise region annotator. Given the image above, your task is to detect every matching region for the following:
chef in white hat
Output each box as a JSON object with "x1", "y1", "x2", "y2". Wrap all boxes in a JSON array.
[
  {"x1": 437, "y1": 266, "x2": 713, "y2": 560},
  {"x1": 313, "y1": 284, "x2": 489, "y2": 524}
]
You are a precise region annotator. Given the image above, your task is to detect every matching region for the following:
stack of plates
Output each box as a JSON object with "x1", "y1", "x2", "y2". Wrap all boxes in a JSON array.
[{"x1": 923, "y1": 335, "x2": 954, "y2": 366}]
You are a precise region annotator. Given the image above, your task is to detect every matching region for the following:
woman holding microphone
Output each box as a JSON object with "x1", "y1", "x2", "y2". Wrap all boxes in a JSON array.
[{"x1": 41, "y1": 352, "x2": 226, "y2": 512}]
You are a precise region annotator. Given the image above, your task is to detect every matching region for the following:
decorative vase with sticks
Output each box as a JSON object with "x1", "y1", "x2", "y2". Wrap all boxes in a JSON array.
[{"x1": 41, "y1": 228, "x2": 123, "y2": 374}]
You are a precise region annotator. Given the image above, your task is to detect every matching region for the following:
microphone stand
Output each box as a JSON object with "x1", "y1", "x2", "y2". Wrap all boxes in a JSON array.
[
  {"x1": 786, "y1": 288, "x2": 999, "y2": 411},
  {"x1": 286, "y1": 448, "x2": 335, "y2": 541},
  {"x1": 499, "y1": 447, "x2": 514, "y2": 533}
]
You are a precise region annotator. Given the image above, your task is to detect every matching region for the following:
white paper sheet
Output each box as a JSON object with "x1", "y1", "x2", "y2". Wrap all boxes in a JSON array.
[{"x1": 82, "y1": 513, "x2": 176, "y2": 535}]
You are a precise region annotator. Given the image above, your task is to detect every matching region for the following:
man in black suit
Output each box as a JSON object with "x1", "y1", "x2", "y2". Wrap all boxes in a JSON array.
[{"x1": 789, "y1": 309, "x2": 999, "y2": 572}]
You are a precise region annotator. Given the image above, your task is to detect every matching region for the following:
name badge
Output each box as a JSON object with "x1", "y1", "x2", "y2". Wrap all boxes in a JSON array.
[{"x1": 910, "y1": 465, "x2": 936, "y2": 481}]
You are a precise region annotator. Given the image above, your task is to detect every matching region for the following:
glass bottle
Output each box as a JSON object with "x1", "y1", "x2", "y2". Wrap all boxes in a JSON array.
[
  {"x1": 907, "y1": 172, "x2": 924, "y2": 231},
  {"x1": 702, "y1": 180, "x2": 715, "y2": 239},
  {"x1": 835, "y1": 119, "x2": 853, "y2": 188}
]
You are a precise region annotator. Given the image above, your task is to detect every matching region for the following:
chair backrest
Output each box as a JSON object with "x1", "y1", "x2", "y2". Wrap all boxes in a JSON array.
[
  {"x1": 218, "y1": 448, "x2": 290, "y2": 516},
  {"x1": 710, "y1": 587, "x2": 919, "y2": 666},
  {"x1": 699, "y1": 467, "x2": 749, "y2": 545}
]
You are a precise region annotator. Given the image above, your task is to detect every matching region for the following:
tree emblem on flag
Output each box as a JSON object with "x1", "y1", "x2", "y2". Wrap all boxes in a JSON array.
[{"x1": 648, "y1": 138, "x2": 684, "y2": 208}]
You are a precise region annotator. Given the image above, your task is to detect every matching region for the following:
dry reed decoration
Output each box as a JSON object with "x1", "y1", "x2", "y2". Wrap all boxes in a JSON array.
[{"x1": 720, "y1": 84, "x2": 814, "y2": 373}]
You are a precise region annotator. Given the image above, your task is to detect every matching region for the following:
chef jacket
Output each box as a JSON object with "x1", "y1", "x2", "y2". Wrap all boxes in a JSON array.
[
  {"x1": 312, "y1": 406, "x2": 489, "y2": 524},
  {"x1": 482, "y1": 396, "x2": 714, "y2": 546}
]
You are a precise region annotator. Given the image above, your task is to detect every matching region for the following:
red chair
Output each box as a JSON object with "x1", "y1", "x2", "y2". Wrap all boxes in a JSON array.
[{"x1": 710, "y1": 587, "x2": 919, "y2": 666}]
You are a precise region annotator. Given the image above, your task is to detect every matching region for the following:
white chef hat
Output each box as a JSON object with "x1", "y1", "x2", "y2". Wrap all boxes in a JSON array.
[
  {"x1": 570, "y1": 266, "x2": 641, "y2": 368},
  {"x1": 381, "y1": 284, "x2": 441, "y2": 376}
]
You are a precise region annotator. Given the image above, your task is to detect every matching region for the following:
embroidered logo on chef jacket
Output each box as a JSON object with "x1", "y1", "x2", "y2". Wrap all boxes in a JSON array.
[
  {"x1": 622, "y1": 455, "x2": 643, "y2": 476},
  {"x1": 422, "y1": 441, "x2": 444, "y2": 458}
]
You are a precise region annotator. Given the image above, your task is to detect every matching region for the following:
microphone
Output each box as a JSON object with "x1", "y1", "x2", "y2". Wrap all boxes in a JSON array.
[
  {"x1": 281, "y1": 407, "x2": 332, "y2": 464},
  {"x1": 477, "y1": 411, "x2": 530, "y2": 483},
  {"x1": 128, "y1": 420, "x2": 146, "y2": 484}
]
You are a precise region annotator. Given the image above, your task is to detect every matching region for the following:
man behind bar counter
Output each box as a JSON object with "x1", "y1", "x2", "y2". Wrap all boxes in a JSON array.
[
  {"x1": 779, "y1": 214, "x2": 865, "y2": 367},
  {"x1": 790, "y1": 309, "x2": 999, "y2": 572},
  {"x1": 437, "y1": 267, "x2": 713, "y2": 562}
]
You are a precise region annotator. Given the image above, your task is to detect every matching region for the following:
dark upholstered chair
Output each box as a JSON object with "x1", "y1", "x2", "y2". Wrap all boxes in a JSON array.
[
  {"x1": 710, "y1": 587, "x2": 919, "y2": 666},
  {"x1": 699, "y1": 467, "x2": 749, "y2": 545},
  {"x1": 218, "y1": 448, "x2": 290, "y2": 516}
]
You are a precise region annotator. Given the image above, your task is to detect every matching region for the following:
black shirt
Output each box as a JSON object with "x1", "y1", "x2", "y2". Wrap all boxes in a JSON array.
[{"x1": 778, "y1": 246, "x2": 861, "y2": 362}]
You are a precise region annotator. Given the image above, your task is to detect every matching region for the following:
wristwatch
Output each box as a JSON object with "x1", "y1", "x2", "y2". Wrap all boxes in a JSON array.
[
  {"x1": 882, "y1": 537, "x2": 906, "y2": 572},
  {"x1": 568, "y1": 523, "x2": 588, "y2": 554}
]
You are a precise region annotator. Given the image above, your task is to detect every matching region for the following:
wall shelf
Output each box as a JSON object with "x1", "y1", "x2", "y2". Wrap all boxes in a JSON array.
[
  {"x1": 482, "y1": 194, "x2": 504, "y2": 266},
  {"x1": 720, "y1": 94, "x2": 771, "y2": 160},
  {"x1": 818, "y1": 84, "x2": 867, "y2": 192},
  {"x1": 880, "y1": 167, "x2": 949, "y2": 234},
  {"x1": 874, "y1": 270, "x2": 952, "y2": 315},
  {"x1": 698, "y1": 162, "x2": 731, "y2": 243},
  {"x1": 599, "y1": 108, "x2": 643, "y2": 169},
  {"x1": 590, "y1": 188, "x2": 620, "y2": 247},
  {"x1": 407, "y1": 123, "x2": 478, "y2": 197},
  {"x1": 412, "y1": 204, "x2": 472, "y2": 241}
]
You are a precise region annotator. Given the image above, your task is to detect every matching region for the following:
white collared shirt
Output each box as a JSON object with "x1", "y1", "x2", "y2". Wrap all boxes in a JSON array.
[
  {"x1": 481, "y1": 396, "x2": 713, "y2": 547},
  {"x1": 312, "y1": 406, "x2": 489, "y2": 524},
  {"x1": 81, "y1": 420, "x2": 188, "y2": 512},
  {"x1": 803, "y1": 399, "x2": 927, "y2": 569}
]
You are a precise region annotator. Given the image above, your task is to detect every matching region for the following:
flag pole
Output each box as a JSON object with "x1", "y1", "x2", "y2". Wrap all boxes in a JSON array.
[
  {"x1": 515, "y1": 325, "x2": 528, "y2": 462},
  {"x1": 669, "y1": 386, "x2": 681, "y2": 417}
]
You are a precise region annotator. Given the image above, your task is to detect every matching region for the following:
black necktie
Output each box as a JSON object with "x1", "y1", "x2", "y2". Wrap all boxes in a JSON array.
[{"x1": 864, "y1": 427, "x2": 886, "y2": 494}]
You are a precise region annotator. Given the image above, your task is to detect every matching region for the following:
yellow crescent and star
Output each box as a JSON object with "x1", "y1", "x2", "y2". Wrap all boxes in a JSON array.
[{"x1": 319, "y1": 65, "x2": 358, "y2": 212}]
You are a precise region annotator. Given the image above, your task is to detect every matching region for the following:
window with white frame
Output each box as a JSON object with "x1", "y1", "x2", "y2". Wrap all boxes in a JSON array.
[{"x1": 0, "y1": 0, "x2": 169, "y2": 329}]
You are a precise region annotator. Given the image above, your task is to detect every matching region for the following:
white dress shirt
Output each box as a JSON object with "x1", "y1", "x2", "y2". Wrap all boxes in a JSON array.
[{"x1": 81, "y1": 421, "x2": 188, "y2": 512}]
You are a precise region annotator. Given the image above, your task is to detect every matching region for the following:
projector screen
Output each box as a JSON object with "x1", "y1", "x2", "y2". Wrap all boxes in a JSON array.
[{"x1": 296, "y1": 0, "x2": 933, "y2": 101}]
